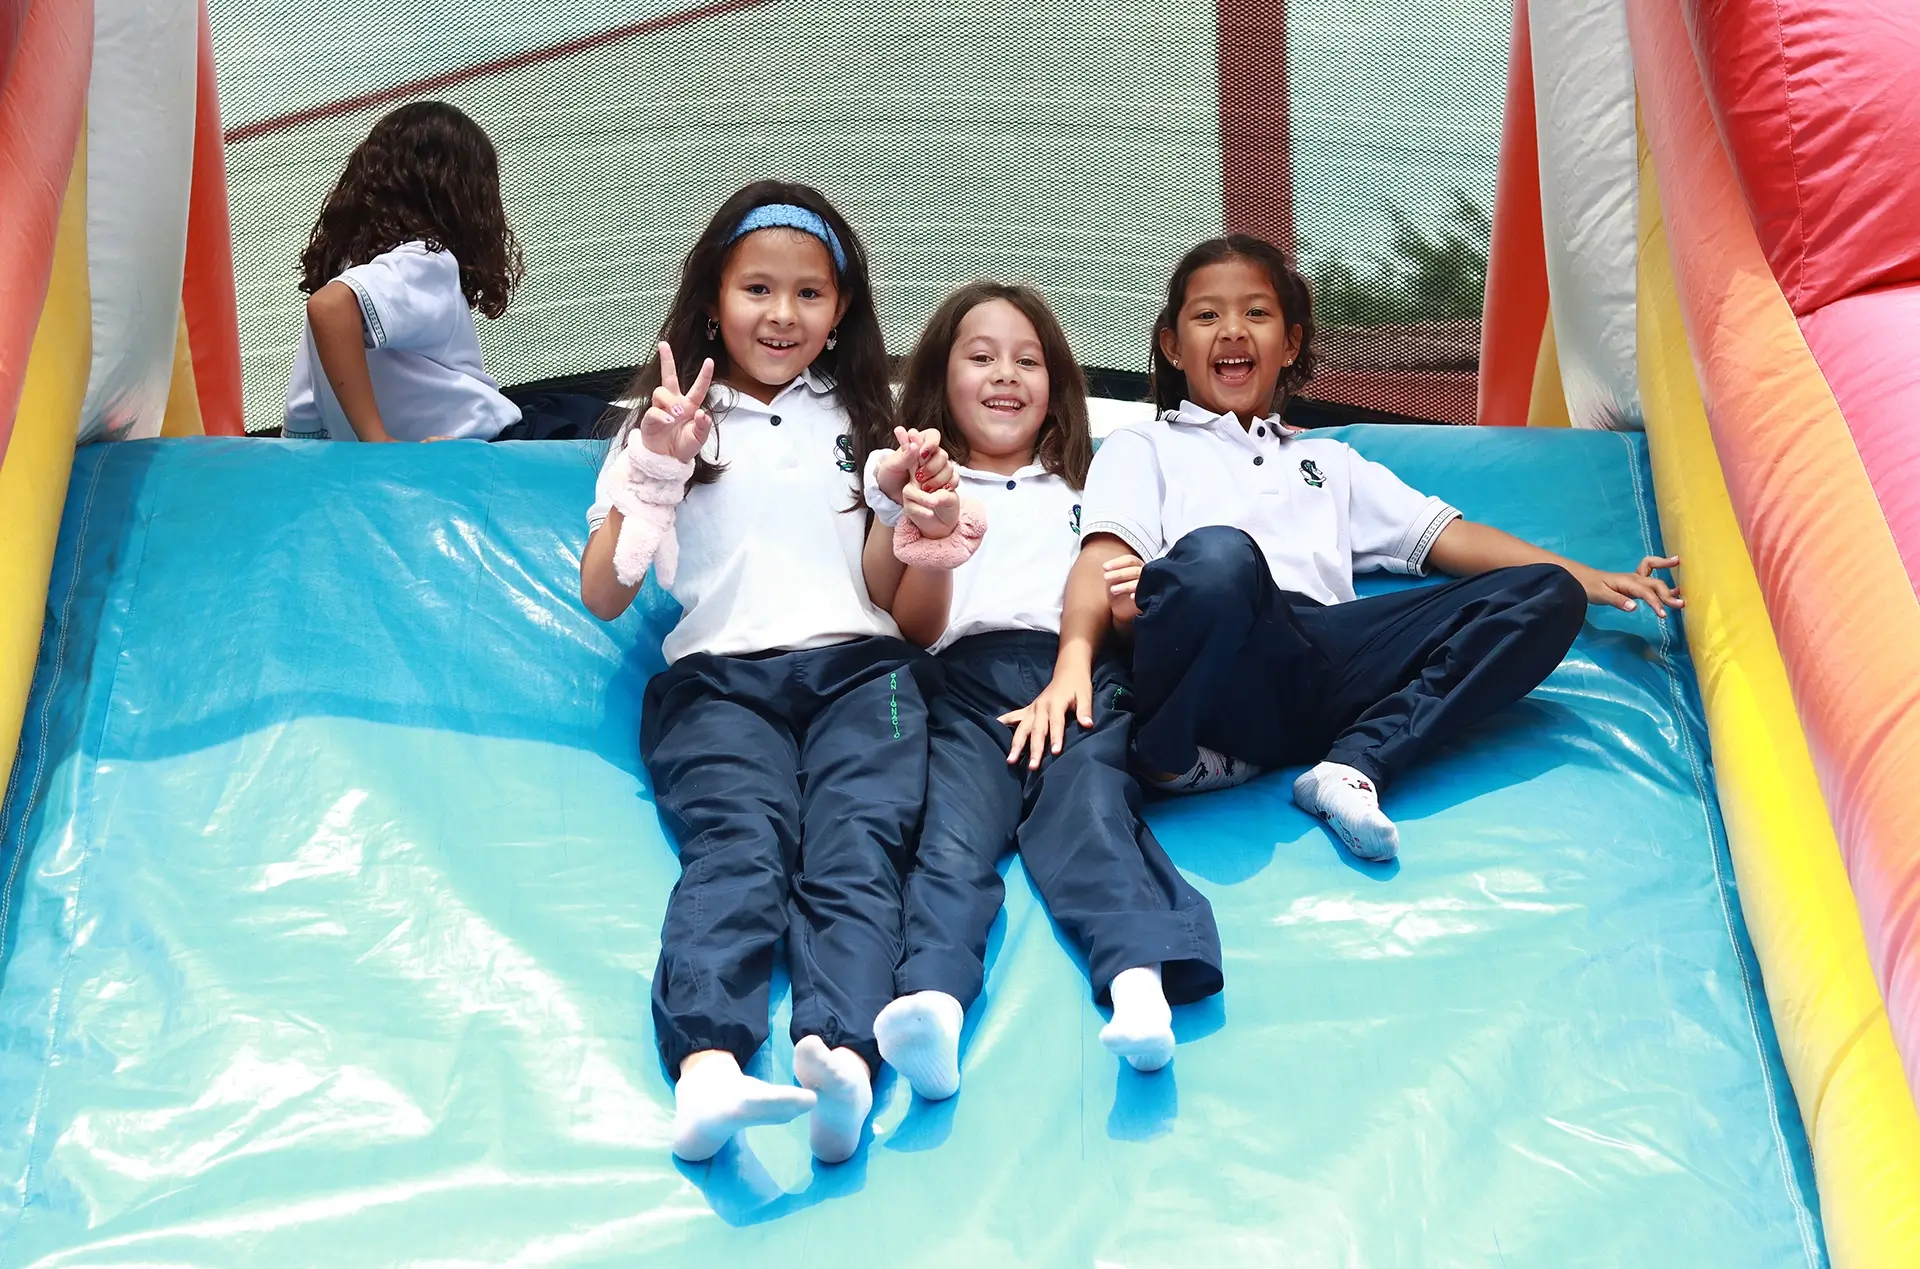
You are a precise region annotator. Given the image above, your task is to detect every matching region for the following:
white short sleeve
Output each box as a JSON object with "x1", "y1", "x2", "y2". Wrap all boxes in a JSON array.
[
  {"x1": 337, "y1": 242, "x2": 467, "y2": 353},
  {"x1": 862, "y1": 448, "x2": 905, "y2": 526},
  {"x1": 1080, "y1": 428, "x2": 1167, "y2": 559},
  {"x1": 586, "y1": 431, "x2": 629, "y2": 533},
  {"x1": 1347, "y1": 450, "x2": 1461, "y2": 575}
]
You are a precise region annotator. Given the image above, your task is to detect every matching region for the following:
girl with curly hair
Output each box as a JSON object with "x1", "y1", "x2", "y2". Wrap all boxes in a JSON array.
[{"x1": 284, "y1": 101, "x2": 559, "y2": 442}]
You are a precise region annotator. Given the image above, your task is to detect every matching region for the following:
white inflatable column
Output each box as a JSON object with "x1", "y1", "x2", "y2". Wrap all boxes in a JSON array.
[
  {"x1": 1528, "y1": 0, "x2": 1641, "y2": 429},
  {"x1": 81, "y1": 0, "x2": 199, "y2": 442}
]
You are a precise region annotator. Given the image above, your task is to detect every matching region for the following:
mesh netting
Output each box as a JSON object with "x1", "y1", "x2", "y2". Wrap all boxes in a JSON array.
[{"x1": 210, "y1": 0, "x2": 1506, "y2": 431}]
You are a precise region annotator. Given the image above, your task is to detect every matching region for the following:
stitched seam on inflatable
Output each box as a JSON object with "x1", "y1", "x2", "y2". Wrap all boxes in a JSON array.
[
  {"x1": 2, "y1": 453, "x2": 109, "y2": 1261},
  {"x1": 0, "y1": 458, "x2": 110, "y2": 985},
  {"x1": 1769, "y1": 0, "x2": 1811, "y2": 310},
  {"x1": 17, "y1": 449, "x2": 167, "y2": 1248},
  {"x1": 1623, "y1": 433, "x2": 1821, "y2": 1268}
]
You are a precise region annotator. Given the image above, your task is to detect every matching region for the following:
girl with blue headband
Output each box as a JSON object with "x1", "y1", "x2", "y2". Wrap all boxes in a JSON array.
[{"x1": 580, "y1": 181, "x2": 942, "y2": 1165}]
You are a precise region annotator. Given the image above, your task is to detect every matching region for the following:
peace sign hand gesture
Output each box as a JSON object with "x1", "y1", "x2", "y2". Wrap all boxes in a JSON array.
[{"x1": 638, "y1": 341, "x2": 715, "y2": 463}]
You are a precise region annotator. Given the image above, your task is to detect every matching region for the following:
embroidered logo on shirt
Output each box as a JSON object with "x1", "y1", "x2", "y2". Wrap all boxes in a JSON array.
[
  {"x1": 834, "y1": 434, "x2": 856, "y2": 472},
  {"x1": 1300, "y1": 459, "x2": 1325, "y2": 488},
  {"x1": 1069, "y1": 504, "x2": 1082, "y2": 536}
]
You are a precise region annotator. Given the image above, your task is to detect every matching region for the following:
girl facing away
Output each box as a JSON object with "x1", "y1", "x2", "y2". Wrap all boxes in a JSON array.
[
  {"x1": 579, "y1": 182, "x2": 930, "y2": 1166},
  {"x1": 288, "y1": 101, "x2": 592, "y2": 443},
  {"x1": 1014, "y1": 235, "x2": 1682, "y2": 862},
  {"x1": 859, "y1": 283, "x2": 1224, "y2": 1100}
]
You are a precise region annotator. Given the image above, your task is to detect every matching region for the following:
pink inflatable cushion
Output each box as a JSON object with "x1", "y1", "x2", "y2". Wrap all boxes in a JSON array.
[
  {"x1": 1686, "y1": 0, "x2": 1920, "y2": 315},
  {"x1": 1798, "y1": 281, "x2": 1920, "y2": 595}
]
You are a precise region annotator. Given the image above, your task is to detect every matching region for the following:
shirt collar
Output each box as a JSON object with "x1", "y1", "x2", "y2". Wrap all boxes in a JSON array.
[
  {"x1": 959, "y1": 461, "x2": 1050, "y2": 483},
  {"x1": 1159, "y1": 399, "x2": 1297, "y2": 443},
  {"x1": 1171, "y1": 398, "x2": 1291, "y2": 436},
  {"x1": 712, "y1": 365, "x2": 836, "y2": 414}
]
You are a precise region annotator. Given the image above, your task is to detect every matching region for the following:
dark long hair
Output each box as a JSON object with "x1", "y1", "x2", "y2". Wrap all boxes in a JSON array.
[
  {"x1": 606, "y1": 181, "x2": 894, "y2": 489},
  {"x1": 299, "y1": 101, "x2": 521, "y2": 318},
  {"x1": 1149, "y1": 235, "x2": 1318, "y2": 415},
  {"x1": 898, "y1": 282, "x2": 1094, "y2": 490}
]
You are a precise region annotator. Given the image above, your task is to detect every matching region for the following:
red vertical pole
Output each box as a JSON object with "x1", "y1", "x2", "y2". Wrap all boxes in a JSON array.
[
  {"x1": 181, "y1": 0, "x2": 245, "y2": 435},
  {"x1": 1218, "y1": 0, "x2": 1294, "y2": 253},
  {"x1": 1477, "y1": 0, "x2": 1550, "y2": 426}
]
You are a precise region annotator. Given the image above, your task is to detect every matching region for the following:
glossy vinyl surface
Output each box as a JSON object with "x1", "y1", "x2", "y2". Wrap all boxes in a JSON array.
[{"x1": 0, "y1": 431, "x2": 1820, "y2": 1265}]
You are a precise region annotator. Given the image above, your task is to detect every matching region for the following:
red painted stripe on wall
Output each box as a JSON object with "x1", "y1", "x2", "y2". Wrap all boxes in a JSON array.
[{"x1": 224, "y1": 0, "x2": 782, "y2": 144}]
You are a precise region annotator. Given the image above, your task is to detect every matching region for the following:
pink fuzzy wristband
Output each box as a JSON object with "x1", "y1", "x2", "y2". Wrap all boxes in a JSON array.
[
  {"x1": 611, "y1": 445, "x2": 696, "y2": 587},
  {"x1": 894, "y1": 501, "x2": 988, "y2": 569}
]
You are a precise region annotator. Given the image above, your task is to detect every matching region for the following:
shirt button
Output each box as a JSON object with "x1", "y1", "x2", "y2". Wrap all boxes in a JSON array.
[
  {"x1": 769, "y1": 414, "x2": 782, "y2": 426},
  {"x1": 1257, "y1": 426, "x2": 1266, "y2": 437},
  {"x1": 1006, "y1": 479, "x2": 1017, "y2": 490},
  {"x1": 1253, "y1": 455, "x2": 1264, "y2": 466}
]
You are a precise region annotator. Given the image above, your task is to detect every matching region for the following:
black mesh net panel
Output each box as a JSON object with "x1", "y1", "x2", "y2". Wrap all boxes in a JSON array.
[{"x1": 210, "y1": 0, "x2": 1507, "y2": 431}]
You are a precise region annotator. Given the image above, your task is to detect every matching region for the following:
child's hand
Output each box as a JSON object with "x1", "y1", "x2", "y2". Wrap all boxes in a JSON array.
[
  {"x1": 1577, "y1": 554, "x2": 1684, "y2": 616},
  {"x1": 874, "y1": 426, "x2": 952, "y2": 502},
  {"x1": 1103, "y1": 554, "x2": 1145, "y2": 629},
  {"x1": 639, "y1": 341, "x2": 715, "y2": 462},
  {"x1": 998, "y1": 666, "x2": 1096, "y2": 770},
  {"x1": 908, "y1": 428, "x2": 956, "y2": 492},
  {"x1": 902, "y1": 478, "x2": 960, "y2": 541}
]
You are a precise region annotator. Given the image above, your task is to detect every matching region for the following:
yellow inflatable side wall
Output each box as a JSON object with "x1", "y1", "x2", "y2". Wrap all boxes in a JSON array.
[{"x1": 1636, "y1": 125, "x2": 1920, "y2": 1269}]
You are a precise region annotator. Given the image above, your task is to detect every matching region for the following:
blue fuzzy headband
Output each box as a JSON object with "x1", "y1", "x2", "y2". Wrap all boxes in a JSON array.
[{"x1": 728, "y1": 203, "x2": 848, "y2": 275}]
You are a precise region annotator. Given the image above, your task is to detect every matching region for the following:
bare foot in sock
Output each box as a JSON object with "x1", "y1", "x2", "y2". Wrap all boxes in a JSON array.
[
  {"x1": 875, "y1": 990, "x2": 965, "y2": 1101},
  {"x1": 1292, "y1": 761, "x2": 1399, "y2": 861},
  {"x1": 671, "y1": 1050, "x2": 817, "y2": 1162},
  {"x1": 1099, "y1": 965, "x2": 1175, "y2": 1072},
  {"x1": 793, "y1": 1035, "x2": 873, "y2": 1163},
  {"x1": 1144, "y1": 745, "x2": 1259, "y2": 795}
]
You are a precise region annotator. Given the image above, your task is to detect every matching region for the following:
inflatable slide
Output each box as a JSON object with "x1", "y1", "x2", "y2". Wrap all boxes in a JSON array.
[{"x1": 0, "y1": 0, "x2": 1915, "y2": 1263}]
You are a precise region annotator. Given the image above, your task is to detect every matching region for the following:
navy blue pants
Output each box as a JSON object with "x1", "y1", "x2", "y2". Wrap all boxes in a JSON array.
[
  {"x1": 491, "y1": 392, "x2": 611, "y2": 441},
  {"x1": 899, "y1": 630, "x2": 1223, "y2": 1010},
  {"x1": 1130, "y1": 527, "x2": 1586, "y2": 791},
  {"x1": 640, "y1": 637, "x2": 933, "y2": 1078}
]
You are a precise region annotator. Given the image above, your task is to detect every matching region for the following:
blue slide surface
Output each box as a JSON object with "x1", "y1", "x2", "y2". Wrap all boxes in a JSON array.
[{"x1": 0, "y1": 429, "x2": 1822, "y2": 1265}]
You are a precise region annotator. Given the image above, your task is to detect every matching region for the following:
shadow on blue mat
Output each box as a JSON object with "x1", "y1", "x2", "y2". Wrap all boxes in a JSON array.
[{"x1": 0, "y1": 430, "x2": 1826, "y2": 1267}]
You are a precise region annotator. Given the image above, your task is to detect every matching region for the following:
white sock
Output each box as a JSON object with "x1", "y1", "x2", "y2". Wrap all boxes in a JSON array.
[
  {"x1": 1293, "y1": 761, "x2": 1399, "y2": 861},
  {"x1": 670, "y1": 1051, "x2": 817, "y2": 1163},
  {"x1": 1100, "y1": 965, "x2": 1176, "y2": 1072},
  {"x1": 875, "y1": 990, "x2": 965, "y2": 1101},
  {"x1": 792, "y1": 1035, "x2": 874, "y2": 1164},
  {"x1": 1146, "y1": 745, "x2": 1259, "y2": 795}
]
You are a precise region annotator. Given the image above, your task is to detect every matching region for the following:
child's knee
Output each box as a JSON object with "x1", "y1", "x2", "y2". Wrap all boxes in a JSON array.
[
  {"x1": 1148, "y1": 526, "x2": 1265, "y2": 613},
  {"x1": 1518, "y1": 562, "x2": 1588, "y2": 644}
]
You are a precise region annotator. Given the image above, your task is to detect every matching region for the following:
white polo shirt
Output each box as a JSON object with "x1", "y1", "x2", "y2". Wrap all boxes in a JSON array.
[
  {"x1": 284, "y1": 241, "x2": 521, "y2": 442},
  {"x1": 865, "y1": 455, "x2": 1083, "y2": 654},
  {"x1": 589, "y1": 369, "x2": 901, "y2": 664},
  {"x1": 1081, "y1": 400, "x2": 1460, "y2": 606}
]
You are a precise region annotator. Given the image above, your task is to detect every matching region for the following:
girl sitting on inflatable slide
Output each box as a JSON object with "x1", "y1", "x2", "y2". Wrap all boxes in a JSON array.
[
  {"x1": 858, "y1": 283, "x2": 1225, "y2": 1101},
  {"x1": 1012, "y1": 235, "x2": 1685, "y2": 863},
  {"x1": 286, "y1": 101, "x2": 598, "y2": 443},
  {"x1": 579, "y1": 182, "x2": 932, "y2": 1166}
]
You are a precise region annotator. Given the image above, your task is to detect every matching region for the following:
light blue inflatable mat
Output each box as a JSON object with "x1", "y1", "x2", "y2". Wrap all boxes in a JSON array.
[{"x1": 0, "y1": 429, "x2": 1824, "y2": 1266}]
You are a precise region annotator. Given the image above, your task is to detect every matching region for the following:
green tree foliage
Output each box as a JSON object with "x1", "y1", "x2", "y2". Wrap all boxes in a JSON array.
[{"x1": 1306, "y1": 190, "x2": 1491, "y2": 327}]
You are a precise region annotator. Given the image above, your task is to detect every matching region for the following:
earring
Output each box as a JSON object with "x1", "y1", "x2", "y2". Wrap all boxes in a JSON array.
[
  {"x1": 705, "y1": 318, "x2": 719, "y2": 340},
  {"x1": 825, "y1": 327, "x2": 838, "y2": 351}
]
